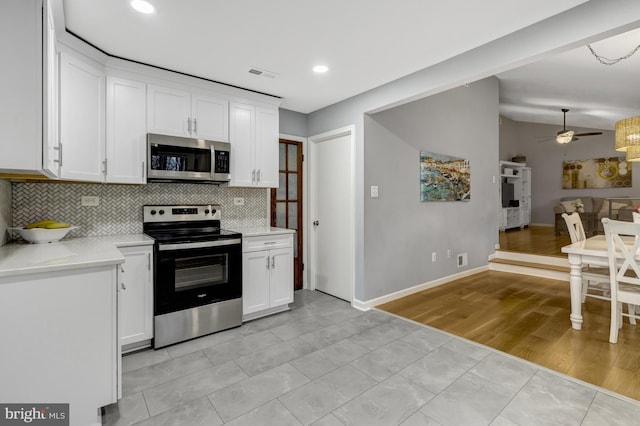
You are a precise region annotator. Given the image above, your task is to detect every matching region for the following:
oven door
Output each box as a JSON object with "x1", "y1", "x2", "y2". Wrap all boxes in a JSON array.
[{"x1": 154, "y1": 238, "x2": 242, "y2": 315}]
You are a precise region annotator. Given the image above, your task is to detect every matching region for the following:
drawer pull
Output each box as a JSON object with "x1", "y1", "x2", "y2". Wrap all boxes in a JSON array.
[{"x1": 264, "y1": 241, "x2": 277, "y2": 245}]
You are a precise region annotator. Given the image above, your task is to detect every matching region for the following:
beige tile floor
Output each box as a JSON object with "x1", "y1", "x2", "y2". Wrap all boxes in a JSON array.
[{"x1": 103, "y1": 290, "x2": 640, "y2": 425}]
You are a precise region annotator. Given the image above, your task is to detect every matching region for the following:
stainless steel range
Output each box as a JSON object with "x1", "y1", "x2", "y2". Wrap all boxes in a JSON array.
[{"x1": 143, "y1": 204, "x2": 242, "y2": 348}]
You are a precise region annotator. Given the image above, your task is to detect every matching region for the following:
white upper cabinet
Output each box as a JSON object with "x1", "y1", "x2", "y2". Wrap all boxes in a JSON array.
[
  {"x1": 59, "y1": 49, "x2": 106, "y2": 182},
  {"x1": 229, "y1": 102, "x2": 279, "y2": 188},
  {"x1": 147, "y1": 85, "x2": 229, "y2": 141},
  {"x1": 42, "y1": 0, "x2": 60, "y2": 178},
  {"x1": 0, "y1": 0, "x2": 59, "y2": 176},
  {"x1": 106, "y1": 76, "x2": 147, "y2": 184},
  {"x1": 191, "y1": 94, "x2": 229, "y2": 142}
]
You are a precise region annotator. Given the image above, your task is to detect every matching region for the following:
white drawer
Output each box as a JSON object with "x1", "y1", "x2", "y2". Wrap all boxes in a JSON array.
[{"x1": 243, "y1": 234, "x2": 293, "y2": 252}]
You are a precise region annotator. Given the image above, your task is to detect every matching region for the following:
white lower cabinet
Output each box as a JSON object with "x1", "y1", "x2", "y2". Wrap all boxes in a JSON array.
[
  {"x1": 242, "y1": 233, "x2": 294, "y2": 320},
  {"x1": 118, "y1": 244, "x2": 153, "y2": 351}
]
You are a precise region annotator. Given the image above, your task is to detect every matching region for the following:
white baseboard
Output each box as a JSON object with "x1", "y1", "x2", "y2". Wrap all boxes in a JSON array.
[{"x1": 351, "y1": 265, "x2": 489, "y2": 311}]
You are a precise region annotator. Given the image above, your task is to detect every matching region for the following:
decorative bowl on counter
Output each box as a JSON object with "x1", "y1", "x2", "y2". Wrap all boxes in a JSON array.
[{"x1": 10, "y1": 226, "x2": 79, "y2": 244}]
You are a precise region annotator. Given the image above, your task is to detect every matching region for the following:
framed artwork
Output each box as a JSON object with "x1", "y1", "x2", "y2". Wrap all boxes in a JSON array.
[
  {"x1": 420, "y1": 152, "x2": 470, "y2": 201},
  {"x1": 562, "y1": 157, "x2": 632, "y2": 189}
]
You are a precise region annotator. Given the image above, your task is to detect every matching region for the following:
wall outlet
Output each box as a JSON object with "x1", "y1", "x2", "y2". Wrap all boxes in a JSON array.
[
  {"x1": 234, "y1": 197, "x2": 245, "y2": 206},
  {"x1": 431, "y1": 252, "x2": 437, "y2": 262},
  {"x1": 81, "y1": 196, "x2": 99, "y2": 206},
  {"x1": 370, "y1": 185, "x2": 379, "y2": 198},
  {"x1": 457, "y1": 253, "x2": 468, "y2": 268}
]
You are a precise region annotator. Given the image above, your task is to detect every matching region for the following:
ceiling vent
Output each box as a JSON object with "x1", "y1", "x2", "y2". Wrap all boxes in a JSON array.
[{"x1": 248, "y1": 67, "x2": 279, "y2": 79}]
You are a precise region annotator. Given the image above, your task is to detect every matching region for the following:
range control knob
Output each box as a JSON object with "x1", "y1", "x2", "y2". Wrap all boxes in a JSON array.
[
  {"x1": 150, "y1": 210, "x2": 157, "y2": 215},
  {"x1": 159, "y1": 209, "x2": 165, "y2": 215},
  {"x1": 211, "y1": 209, "x2": 216, "y2": 215},
  {"x1": 204, "y1": 209, "x2": 210, "y2": 214}
]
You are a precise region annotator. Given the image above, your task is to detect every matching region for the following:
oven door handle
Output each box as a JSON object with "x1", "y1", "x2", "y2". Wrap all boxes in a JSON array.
[{"x1": 158, "y1": 238, "x2": 241, "y2": 251}]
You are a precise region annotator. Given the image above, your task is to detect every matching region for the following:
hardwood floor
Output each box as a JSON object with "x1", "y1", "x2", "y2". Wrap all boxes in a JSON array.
[
  {"x1": 379, "y1": 226, "x2": 640, "y2": 401},
  {"x1": 499, "y1": 224, "x2": 571, "y2": 257}
]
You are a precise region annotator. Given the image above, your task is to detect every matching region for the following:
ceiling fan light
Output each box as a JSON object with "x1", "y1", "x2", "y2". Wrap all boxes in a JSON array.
[
  {"x1": 626, "y1": 145, "x2": 640, "y2": 162},
  {"x1": 556, "y1": 130, "x2": 574, "y2": 144},
  {"x1": 615, "y1": 115, "x2": 640, "y2": 151}
]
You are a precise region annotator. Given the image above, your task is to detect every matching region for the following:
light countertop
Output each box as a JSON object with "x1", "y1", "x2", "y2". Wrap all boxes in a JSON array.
[
  {"x1": 0, "y1": 234, "x2": 153, "y2": 278},
  {"x1": 230, "y1": 227, "x2": 296, "y2": 237}
]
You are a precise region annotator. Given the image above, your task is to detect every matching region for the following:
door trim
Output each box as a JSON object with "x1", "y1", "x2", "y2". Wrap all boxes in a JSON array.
[{"x1": 308, "y1": 125, "x2": 356, "y2": 302}]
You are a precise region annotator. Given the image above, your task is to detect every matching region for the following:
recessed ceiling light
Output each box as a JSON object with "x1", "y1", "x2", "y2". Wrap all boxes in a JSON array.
[
  {"x1": 313, "y1": 65, "x2": 329, "y2": 73},
  {"x1": 131, "y1": 0, "x2": 155, "y2": 14}
]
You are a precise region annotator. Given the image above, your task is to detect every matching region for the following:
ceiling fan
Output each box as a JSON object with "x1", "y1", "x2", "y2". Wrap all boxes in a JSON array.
[{"x1": 539, "y1": 108, "x2": 603, "y2": 144}]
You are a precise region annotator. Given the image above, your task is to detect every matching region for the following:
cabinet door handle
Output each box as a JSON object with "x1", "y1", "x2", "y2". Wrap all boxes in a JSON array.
[
  {"x1": 271, "y1": 255, "x2": 275, "y2": 269},
  {"x1": 252, "y1": 169, "x2": 256, "y2": 184},
  {"x1": 147, "y1": 253, "x2": 151, "y2": 271},
  {"x1": 103, "y1": 158, "x2": 108, "y2": 176},
  {"x1": 121, "y1": 283, "x2": 126, "y2": 290},
  {"x1": 187, "y1": 117, "x2": 192, "y2": 134},
  {"x1": 257, "y1": 169, "x2": 261, "y2": 184},
  {"x1": 141, "y1": 161, "x2": 146, "y2": 180},
  {"x1": 193, "y1": 118, "x2": 197, "y2": 135},
  {"x1": 266, "y1": 256, "x2": 270, "y2": 270},
  {"x1": 54, "y1": 142, "x2": 63, "y2": 167},
  {"x1": 120, "y1": 265, "x2": 125, "y2": 273}
]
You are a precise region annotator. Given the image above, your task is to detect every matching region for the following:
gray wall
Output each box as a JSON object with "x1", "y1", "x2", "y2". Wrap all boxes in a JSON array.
[
  {"x1": 363, "y1": 78, "x2": 499, "y2": 298},
  {"x1": 279, "y1": 108, "x2": 308, "y2": 137},
  {"x1": 499, "y1": 116, "x2": 519, "y2": 162},
  {"x1": 503, "y1": 121, "x2": 637, "y2": 225}
]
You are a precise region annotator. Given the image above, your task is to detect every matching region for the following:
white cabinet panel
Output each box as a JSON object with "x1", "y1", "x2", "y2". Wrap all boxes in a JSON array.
[
  {"x1": 42, "y1": 0, "x2": 60, "y2": 178},
  {"x1": 118, "y1": 245, "x2": 153, "y2": 348},
  {"x1": 255, "y1": 106, "x2": 279, "y2": 187},
  {"x1": 229, "y1": 102, "x2": 255, "y2": 187},
  {"x1": 0, "y1": 0, "x2": 59, "y2": 176},
  {"x1": 269, "y1": 247, "x2": 294, "y2": 307},
  {"x1": 147, "y1": 85, "x2": 191, "y2": 137},
  {"x1": 59, "y1": 50, "x2": 105, "y2": 182},
  {"x1": 229, "y1": 102, "x2": 279, "y2": 188},
  {"x1": 106, "y1": 77, "x2": 147, "y2": 184},
  {"x1": 192, "y1": 94, "x2": 228, "y2": 141},
  {"x1": 242, "y1": 251, "x2": 271, "y2": 315},
  {"x1": 148, "y1": 85, "x2": 229, "y2": 141},
  {"x1": 242, "y1": 233, "x2": 294, "y2": 320}
]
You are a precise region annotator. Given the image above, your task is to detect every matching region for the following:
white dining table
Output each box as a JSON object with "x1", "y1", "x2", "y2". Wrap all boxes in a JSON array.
[{"x1": 561, "y1": 234, "x2": 635, "y2": 330}]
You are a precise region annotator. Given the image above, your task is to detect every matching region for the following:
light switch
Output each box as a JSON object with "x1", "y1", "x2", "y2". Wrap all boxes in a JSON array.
[
  {"x1": 234, "y1": 197, "x2": 245, "y2": 206},
  {"x1": 370, "y1": 186, "x2": 379, "y2": 198}
]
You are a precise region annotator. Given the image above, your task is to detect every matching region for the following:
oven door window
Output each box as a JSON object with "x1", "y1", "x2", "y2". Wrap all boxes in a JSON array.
[
  {"x1": 174, "y1": 253, "x2": 227, "y2": 292},
  {"x1": 155, "y1": 243, "x2": 242, "y2": 315}
]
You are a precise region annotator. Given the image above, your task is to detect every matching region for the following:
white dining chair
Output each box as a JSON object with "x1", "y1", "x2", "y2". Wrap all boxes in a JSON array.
[
  {"x1": 602, "y1": 218, "x2": 640, "y2": 343},
  {"x1": 562, "y1": 213, "x2": 611, "y2": 302}
]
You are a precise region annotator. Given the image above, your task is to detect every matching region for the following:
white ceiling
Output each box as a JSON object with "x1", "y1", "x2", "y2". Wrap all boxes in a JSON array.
[
  {"x1": 62, "y1": 0, "x2": 639, "y2": 129},
  {"x1": 498, "y1": 27, "x2": 640, "y2": 131}
]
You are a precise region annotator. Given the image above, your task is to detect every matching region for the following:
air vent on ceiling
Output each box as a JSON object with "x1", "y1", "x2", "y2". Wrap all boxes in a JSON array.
[{"x1": 248, "y1": 67, "x2": 279, "y2": 79}]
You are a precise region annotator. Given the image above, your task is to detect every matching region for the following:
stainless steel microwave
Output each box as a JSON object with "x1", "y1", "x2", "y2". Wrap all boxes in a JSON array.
[{"x1": 147, "y1": 133, "x2": 231, "y2": 184}]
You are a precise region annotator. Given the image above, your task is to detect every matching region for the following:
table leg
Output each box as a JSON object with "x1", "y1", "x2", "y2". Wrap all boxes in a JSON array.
[{"x1": 567, "y1": 253, "x2": 583, "y2": 330}]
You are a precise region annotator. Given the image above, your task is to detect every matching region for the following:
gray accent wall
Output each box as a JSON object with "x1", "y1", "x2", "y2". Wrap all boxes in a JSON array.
[
  {"x1": 279, "y1": 108, "x2": 308, "y2": 137},
  {"x1": 501, "y1": 121, "x2": 637, "y2": 225},
  {"x1": 363, "y1": 78, "x2": 499, "y2": 299}
]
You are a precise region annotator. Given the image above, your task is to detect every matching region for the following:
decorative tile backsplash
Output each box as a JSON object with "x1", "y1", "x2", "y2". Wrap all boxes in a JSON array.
[
  {"x1": 0, "y1": 181, "x2": 11, "y2": 245},
  {"x1": 11, "y1": 182, "x2": 269, "y2": 238}
]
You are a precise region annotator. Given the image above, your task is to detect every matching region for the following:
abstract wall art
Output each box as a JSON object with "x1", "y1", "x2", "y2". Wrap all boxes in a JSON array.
[
  {"x1": 420, "y1": 152, "x2": 470, "y2": 201},
  {"x1": 562, "y1": 157, "x2": 632, "y2": 189}
]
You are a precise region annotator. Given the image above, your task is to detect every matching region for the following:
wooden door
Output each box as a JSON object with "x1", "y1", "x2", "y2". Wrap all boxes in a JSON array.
[{"x1": 271, "y1": 139, "x2": 303, "y2": 290}]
